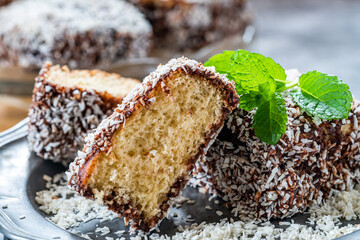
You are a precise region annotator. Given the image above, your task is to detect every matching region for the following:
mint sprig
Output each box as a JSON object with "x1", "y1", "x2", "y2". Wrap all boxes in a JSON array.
[{"x1": 205, "y1": 50, "x2": 353, "y2": 145}]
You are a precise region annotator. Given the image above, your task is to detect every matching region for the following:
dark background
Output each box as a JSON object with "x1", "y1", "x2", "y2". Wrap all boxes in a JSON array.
[{"x1": 250, "y1": 0, "x2": 360, "y2": 95}]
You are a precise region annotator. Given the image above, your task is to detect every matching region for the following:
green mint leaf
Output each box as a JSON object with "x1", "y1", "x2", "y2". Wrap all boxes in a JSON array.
[
  {"x1": 239, "y1": 93, "x2": 262, "y2": 111},
  {"x1": 230, "y1": 50, "x2": 276, "y2": 99},
  {"x1": 291, "y1": 71, "x2": 352, "y2": 120},
  {"x1": 204, "y1": 50, "x2": 233, "y2": 75},
  {"x1": 253, "y1": 92, "x2": 288, "y2": 145},
  {"x1": 204, "y1": 50, "x2": 246, "y2": 94},
  {"x1": 206, "y1": 49, "x2": 354, "y2": 146},
  {"x1": 253, "y1": 53, "x2": 287, "y2": 90}
]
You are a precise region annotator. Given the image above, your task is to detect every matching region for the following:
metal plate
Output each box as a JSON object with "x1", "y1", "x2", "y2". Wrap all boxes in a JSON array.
[{"x1": 0, "y1": 121, "x2": 360, "y2": 239}]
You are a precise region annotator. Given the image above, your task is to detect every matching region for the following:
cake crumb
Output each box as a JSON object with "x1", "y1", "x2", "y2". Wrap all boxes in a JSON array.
[
  {"x1": 216, "y1": 211, "x2": 223, "y2": 216},
  {"x1": 114, "y1": 230, "x2": 125, "y2": 236},
  {"x1": 43, "y1": 174, "x2": 52, "y2": 182},
  {"x1": 208, "y1": 195, "x2": 217, "y2": 201},
  {"x1": 79, "y1": 234, "x2": 91, "y2": 240},
  {"x1": 177, "y1": 225, "x2": 184, "y2": 232},
  {"x1": 95, "y1": 226, "x2": 111, "y2": 236},
  {"x1": 199, "y1": 188, "x2": 207, "y2": 194}
]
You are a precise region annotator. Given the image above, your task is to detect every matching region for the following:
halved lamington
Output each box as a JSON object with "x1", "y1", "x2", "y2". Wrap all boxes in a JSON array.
[
  {"x1": 67, "y1": 57, "x2": 239, "y2": 231},
  {"x1": 28, "y1": 62, "x2": 139, "y2": 164},
  {"x1": 194, "y1": 90, "x2": 360, "y2": 220}
]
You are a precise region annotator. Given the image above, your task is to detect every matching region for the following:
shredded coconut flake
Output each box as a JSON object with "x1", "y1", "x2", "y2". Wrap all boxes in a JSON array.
[
  {"x1": 36, "y1": 173, "x2": 360, "y2": 240},
  {"x1": 35, "y1": 173, "x2": 117, "y2": 229}
]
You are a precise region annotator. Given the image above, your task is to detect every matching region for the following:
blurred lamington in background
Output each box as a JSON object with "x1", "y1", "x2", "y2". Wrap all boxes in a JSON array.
[
  {"x1": 0, "y1": 0, "x2": 252, "y2": 71},
  {"x1": 0, "y1": 0, "x2": 153, "y2": 70},
  {"x1": 128, "y1": 0, "x2": 252, "y2": 50}
]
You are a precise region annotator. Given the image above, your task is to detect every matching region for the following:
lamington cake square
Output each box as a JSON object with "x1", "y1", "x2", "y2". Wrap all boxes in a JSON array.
[
  {"x1": 67, "y1": 57, "x2": 239, "y2": 231},
  {"x1": 193, "y1": 70, "x2": 360, "y2": 220},
  {"x1": 28, "y1": 62, "x2": 139, "y2": 164}
]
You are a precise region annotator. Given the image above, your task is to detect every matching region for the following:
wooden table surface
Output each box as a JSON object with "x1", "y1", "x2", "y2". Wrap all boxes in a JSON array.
[{"x1": 0, "y1": 95, "x2": 31, "y2": 131}]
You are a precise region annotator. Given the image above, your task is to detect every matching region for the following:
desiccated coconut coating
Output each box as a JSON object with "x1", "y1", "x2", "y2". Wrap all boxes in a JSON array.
[
  {"x1": 193, "y1": 89, "x2": 360, "y2": 220},
  {"x1": 128, "y1": 0, "x2": 252, "y2": 50},
  {"x1": 28, "y1": 62, "x2": 139, "y2": 164},
  {"x1": 0, "y1": 0, "x2": 152, "y2": 70},
  {"x1": 67, "y1": 57, "x2": 239, "y2": 231}
]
